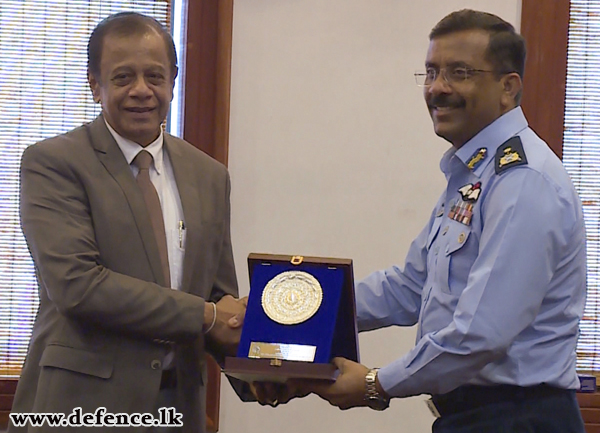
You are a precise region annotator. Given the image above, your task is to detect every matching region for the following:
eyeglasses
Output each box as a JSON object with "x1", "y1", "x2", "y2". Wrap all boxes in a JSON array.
[{"x1": 414, "y1": 67, "x2": 497, "y2": 87}]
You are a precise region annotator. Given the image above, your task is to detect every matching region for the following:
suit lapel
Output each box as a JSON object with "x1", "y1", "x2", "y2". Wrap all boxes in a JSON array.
[
  {"x1": 165, "y1": 137, "x2": 206, "y2": 294},
  {"x1": 86, "y1": 115, "x2": 167, "y2": 286}
]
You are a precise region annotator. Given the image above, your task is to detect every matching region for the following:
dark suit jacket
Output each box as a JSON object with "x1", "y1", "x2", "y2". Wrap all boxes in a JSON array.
[{"x1": 10, "y1": 115, "x2": 238, "y2": 432}]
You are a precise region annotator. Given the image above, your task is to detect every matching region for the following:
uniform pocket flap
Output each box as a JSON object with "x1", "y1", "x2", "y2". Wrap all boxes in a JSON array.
[
  {"x1": 445, "y1": 228, "x2": 471, "y2": 256},
  {"x1": 39, "y1": 344, "x2": 113, "y2": 379}
]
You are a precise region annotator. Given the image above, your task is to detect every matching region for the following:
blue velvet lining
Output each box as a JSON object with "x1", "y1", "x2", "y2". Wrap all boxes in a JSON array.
[{"x1": 238, "y1": 262, "x2": 344, "y2": 363}]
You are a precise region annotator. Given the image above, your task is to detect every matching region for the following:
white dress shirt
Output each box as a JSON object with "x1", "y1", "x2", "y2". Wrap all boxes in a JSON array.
[{"x1": 104, "y1": 120, "x2": 186, "y2": 291}]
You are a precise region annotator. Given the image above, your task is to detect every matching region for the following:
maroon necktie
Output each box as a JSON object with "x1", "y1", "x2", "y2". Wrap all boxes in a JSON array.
[{"x1": 132, "y1": 150, "x2": 171, "y2": 286}]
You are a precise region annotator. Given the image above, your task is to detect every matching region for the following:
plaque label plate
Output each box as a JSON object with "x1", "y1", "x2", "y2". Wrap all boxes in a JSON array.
[{"x1": 248, "y1": 342, "x2": 317, "y2": 362}]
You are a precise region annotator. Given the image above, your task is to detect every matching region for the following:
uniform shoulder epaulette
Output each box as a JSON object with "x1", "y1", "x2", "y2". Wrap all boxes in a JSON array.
[{"x1": 495, "y1": 136, "x2": 528, "y2": 175}]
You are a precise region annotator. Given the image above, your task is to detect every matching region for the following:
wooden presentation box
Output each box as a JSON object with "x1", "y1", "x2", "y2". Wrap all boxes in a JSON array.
[{"x1": 224, "y1": 253, "x2": 359, "y2": 383}]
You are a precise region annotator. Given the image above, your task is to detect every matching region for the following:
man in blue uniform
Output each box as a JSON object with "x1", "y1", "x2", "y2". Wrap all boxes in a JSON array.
[{"x1": 305, "y1": 9, "x2": 587, "y2": 432}]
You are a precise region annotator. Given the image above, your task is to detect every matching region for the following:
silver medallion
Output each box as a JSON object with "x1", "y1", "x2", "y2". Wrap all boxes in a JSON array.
[{"x1": 261, "y1": 271, "x2": 323, "y2": 325}]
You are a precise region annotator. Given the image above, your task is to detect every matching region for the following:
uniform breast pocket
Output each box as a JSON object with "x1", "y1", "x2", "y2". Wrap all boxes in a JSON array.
[{"x1": 436, "y1": 223, "x2": 472, "y2": 295}]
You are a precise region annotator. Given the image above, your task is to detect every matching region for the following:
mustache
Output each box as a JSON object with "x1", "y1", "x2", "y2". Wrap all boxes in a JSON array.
[{"x1": 427, "y1": 96, "x2": 465, "y2": 109}]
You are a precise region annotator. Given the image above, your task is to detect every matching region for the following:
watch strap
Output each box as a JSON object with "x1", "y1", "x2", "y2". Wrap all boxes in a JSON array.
[{"x1": 365, "y1": 368, "x2": 390, "y2": 410}]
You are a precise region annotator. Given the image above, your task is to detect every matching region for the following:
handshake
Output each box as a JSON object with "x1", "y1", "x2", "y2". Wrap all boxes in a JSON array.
[
  {"x1": 203, "y1": 295, "x2": 248, "y2": 357},
  {"x1": 201, "y1": 295, "x2": 391, "y2": 411}
]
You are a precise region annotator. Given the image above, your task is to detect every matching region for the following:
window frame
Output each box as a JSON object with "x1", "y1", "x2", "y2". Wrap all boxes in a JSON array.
[
  {"x1": 181, "y1": 3, "x2": 235, "y2": 431},
  {"x1": 520, "y1": 0, "x2": 570, "y2": 158}
]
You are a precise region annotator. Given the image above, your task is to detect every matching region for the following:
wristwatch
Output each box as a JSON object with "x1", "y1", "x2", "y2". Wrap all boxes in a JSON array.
[{"x1": 365, "y1": 368, "x2": 390, "y2": 411}]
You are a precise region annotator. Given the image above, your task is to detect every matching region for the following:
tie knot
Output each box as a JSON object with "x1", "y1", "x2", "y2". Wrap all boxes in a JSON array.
[{"x1": 133, "y1": 150, "x2": 153, "y2": 170}]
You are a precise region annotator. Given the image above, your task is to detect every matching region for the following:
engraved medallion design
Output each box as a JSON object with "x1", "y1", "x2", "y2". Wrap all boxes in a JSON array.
[{"x1": 262, "y1": 271, "x2": 323, "y2": 325}]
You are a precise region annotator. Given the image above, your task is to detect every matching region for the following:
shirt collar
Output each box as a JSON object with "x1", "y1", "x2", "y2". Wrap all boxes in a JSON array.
[
  {"x1": 441, "y1": 106, "x2": 529, "y2": 178},
  {"x1": 104, "y1": 118, "x2": 165, "y2": 175},
  {"x1": 439, "y1": 146, "x2": 458, "y2": 179}
]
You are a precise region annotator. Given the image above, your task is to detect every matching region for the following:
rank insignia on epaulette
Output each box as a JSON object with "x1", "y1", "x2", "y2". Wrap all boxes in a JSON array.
[
  {"x1": 448, "y1": 200, "x2": 474, "y2": 226},
  {"x1": 467, "y1": 148, "x2": 487, "y2": 170},
  {"x1": 458, "y1": 182, "x2": 482, "y2": 202},
  {"x1": 500, "y1": 149, "x2": 521, "y2": 166},
  {"x1": 495, "y1": 136, "x2": 528, "y2": 174}
]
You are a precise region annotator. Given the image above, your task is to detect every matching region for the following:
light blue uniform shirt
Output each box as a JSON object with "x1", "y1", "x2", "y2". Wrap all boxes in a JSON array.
[{"x1": 356, "y1": 107, "x2": 586, "y2": 397}]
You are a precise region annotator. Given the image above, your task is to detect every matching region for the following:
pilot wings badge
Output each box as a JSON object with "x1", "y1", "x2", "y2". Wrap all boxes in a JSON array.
[{"x1": 458, "y1": 182, "x2": 482, "y2": 203}]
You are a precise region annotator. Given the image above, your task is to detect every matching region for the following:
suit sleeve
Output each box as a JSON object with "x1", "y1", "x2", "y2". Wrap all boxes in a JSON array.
[
  {"x1": 205, "y1": 170, "x2": 241, "y2": 363},
  {"x1": 207, "y1": 172, "x2": 239, "y2": 303},
  {"x1": 20, "y1": 142, "x2": 206, "y2": 343}
]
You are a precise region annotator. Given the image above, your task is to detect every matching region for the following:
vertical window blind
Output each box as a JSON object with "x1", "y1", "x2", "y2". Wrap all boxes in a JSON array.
[
  {"x1": 0, "y1": 0, "x2": 171, "y2": 378},
  {"x1": 564, "y1": 0, "x2": 600, "y2": 374}
]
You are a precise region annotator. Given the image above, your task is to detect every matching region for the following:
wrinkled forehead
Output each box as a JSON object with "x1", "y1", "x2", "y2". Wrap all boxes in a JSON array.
[
  {"x1": 100, "y1": 31, "x2": 170, "y2": 70},
  {"x1": 102, "y1": 29, "x2": 165, "y2": 53},
  {"x1": 425, "y1": 29, "x2": 491, "y2": 68}
]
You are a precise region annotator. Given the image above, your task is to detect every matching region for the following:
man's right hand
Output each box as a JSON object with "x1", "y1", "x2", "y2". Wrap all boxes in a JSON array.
[{"x1": 204, "y1": 295, "x2": 247, "y2": 356}]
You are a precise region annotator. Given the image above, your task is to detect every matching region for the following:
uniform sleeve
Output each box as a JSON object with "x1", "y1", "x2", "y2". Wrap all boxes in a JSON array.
[
  {"x1": 207, "y1": 171, "x2": 239, "y2": 302},
  {"x1": 377, "y1": 167, "x2": 580, "y2": 397},
  {"x1": 355, "y1": 208, "x2": 436, "y2": 331}
]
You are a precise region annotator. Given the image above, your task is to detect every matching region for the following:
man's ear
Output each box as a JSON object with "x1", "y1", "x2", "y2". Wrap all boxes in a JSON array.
[
  {"x1": 501, "y1": 72, "x2": 522, "y2": 107},
  {"x1": 169, "y1": 66, "x2": 179, "y2": 102},
  {"x1": 88, "y1": 70, "x2": 101, "y2": 103}
]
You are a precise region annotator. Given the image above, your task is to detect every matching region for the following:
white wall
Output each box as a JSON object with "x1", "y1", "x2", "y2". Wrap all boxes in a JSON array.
[{"x1": 223, "y1": 1, "x2": 521, "y2": 432}]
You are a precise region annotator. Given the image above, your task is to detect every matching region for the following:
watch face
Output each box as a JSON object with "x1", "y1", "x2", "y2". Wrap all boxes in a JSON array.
[{"x1": 367, "y1": 397, "x2": 389, "y2": 411}]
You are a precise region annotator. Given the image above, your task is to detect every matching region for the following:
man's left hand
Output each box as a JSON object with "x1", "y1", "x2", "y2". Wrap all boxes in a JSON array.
[{"x1": 250, "y1": 381, "x2": 310, "y2": 407}]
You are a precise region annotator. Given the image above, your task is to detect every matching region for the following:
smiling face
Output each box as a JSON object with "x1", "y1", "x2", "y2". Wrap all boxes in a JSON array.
[
  {"x1": 424, "y1": 29, "x2": 517, "y2": 148},
  {"x1": 88, "y1": 30, "x2": 176, "y2": 146}
]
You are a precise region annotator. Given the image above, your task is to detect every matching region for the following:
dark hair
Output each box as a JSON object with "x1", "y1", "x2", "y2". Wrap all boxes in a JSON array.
[
  {"x1": 87, "y1": 12, "x2": 178, "y2": 79},
  {"x1": 430, "y1": 9, "x2": 526, "y2": 81}
]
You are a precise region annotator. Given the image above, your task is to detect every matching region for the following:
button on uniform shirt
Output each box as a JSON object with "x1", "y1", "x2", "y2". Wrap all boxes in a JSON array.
[
  {"x1": 356, "y1": 107, "x2": 587, "y2": 398},
  {"x1": 105, "y1": 120, "x2": 186, "y2": 292}
]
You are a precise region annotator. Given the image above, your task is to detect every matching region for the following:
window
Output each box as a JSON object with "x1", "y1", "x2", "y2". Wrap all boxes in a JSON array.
[
  {"x1": 563, "y1": 0, "x2": 600, "y2": 374},
  {"x1": 0, "y1": 0, "x2": 173, "y2": 378}
]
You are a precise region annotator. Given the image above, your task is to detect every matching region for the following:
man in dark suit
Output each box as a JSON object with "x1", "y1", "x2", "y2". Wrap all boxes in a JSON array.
[{"x1": 10, "y1": 12, "x2": 245, "y2": 433}]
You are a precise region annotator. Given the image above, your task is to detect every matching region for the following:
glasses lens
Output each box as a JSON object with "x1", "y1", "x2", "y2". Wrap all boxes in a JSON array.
[{"x1": 415, "y1": 73, "x2": 427, "y2": 86}]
